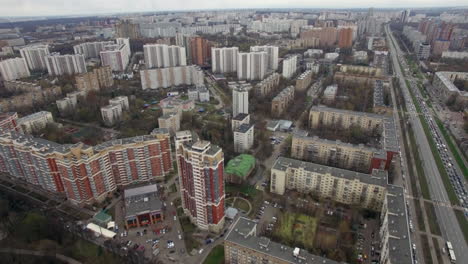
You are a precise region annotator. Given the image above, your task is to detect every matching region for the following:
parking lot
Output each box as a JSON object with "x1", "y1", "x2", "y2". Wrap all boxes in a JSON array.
[{"x1": 112, "y1": 196, "x2": 186, "y2": 262}]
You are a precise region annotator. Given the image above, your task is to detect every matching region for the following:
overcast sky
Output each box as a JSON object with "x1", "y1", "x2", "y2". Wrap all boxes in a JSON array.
[{"x1": 0, "y1": 0, "x2": 466, "y2": 17}]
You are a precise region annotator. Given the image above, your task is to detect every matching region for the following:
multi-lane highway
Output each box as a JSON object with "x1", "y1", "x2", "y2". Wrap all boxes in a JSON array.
[{"x1": 386, "y1": 24, "x2": 468, "y2": 264}]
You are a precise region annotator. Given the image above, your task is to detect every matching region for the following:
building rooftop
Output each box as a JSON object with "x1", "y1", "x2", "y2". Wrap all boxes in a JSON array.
[
  {"x1": 232, "y1": 113, "x2": 249, "y2": 121},
  {"x1": 273, "y1": 157, "x2": 388, "y2": 186},
  {"x1": 124, "y1": 184, "x2": 162, "y2": 218},
  {"x1": 385, "y1": 185, "x2": 413, "y2": 264},
  {"x1": 225, "y1": 154, "x2": 256, "y2": 178},
  {"x1": 225, "y1": 217, "x2": 343, "y2": 264},
  {"x1": 235, "y1": 123, "x2": 254, "y2": 133}
]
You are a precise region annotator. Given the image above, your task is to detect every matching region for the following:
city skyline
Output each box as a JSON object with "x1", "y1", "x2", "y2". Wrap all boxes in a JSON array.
[{"x1": 0, "y1": 0, "x2": 468, "y2": 17}]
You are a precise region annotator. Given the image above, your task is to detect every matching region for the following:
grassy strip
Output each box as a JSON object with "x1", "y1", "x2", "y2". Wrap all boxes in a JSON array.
[
  {"x1": 454, "y1": 209, "x2": 468, "y2": 244},
  {"x1": 414, "y1": 200, "x2": 426, "y2": 231},
  {"x1": 420, "y1": 234, "x2": 434, "y2": 264},
  {"x1": 432, "y1": 237, "x2": 443, "y2": 264},
  {"x1": 424, "y1": 201, "x2": 442, "y2": 236},
  {"x1": 407, "y1": 126, "x2": 431, "y2": 200},
  {"x1": 434, "y1": 117, "x2": 468, "y2": 181},
  {"x1": 203, "y1": 245, "x2": 225, "y2": 264}
]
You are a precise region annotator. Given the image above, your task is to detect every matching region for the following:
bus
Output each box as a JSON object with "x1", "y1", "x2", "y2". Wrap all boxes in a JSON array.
[
  {"x1": 448, "y1": 249, "x2": 456, "y2": 263},
  {"x1": 446, "y1": 241, "x2": 453, "y2": 250}
]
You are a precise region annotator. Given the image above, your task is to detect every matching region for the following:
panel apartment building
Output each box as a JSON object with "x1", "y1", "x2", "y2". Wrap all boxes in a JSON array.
[
  {"x1": 20, "y1": 45, "x2": 50, "y2": 71},
  {"x1": 292, "y1": 133, "x2": 391, "y2": 173},
  {"x1": 271, "y1": 86, "x2": 295, "y2": 117},
  {"x1": 45, "y1": 53, "x2": 87, "y2": 76},
  {"x1": 143, "y1": 44, "x2": 187, "y2": 68},
  {"x1": 308, "y1": 106, "x2": 399, "y2": 168},
  {"x1": 176, "y1": 133, "x2": 225, "y2": 233},
  {"x1": 211, "y1": 47, "x2": 238, "y2": 74},
  {"x1": 0, "y1": 126, "x2": 173, "y2": 205}
]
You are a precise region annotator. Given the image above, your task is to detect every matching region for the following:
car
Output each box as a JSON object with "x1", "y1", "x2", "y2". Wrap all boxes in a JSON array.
[
  {"x1": 199, "y1": 249, "x2": 204, "y2": 254},
  {"x1": 174, "y1": 215, "x2": 177, "y2": 221},
  {"x1": 412, "y1": 243, "x2": 416, "y2": 250},
  {"x1": 178, "y1": 234, "x2": 182, "y2": 240}
]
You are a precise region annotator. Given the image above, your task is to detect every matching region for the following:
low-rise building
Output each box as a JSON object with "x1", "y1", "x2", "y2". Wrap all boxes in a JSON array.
[
  {"x1": 101, "y1": 104, "x2": 122, "y2": 126},
  {"x1": 324, "y1": 52, "x2": 339, "y2": 61},
  {"x1": 0, "y1": 86, "x2": 62, "y2": 112},
  {"x1": 188, "y1": 85, "x2": 210, "y2": 102},
  {"x1": 255, "y1": 72, "x2": 280, "y2": 97},
  {"x1": 442, "y1": 51, "x2": 468, "y2": 60},
  {"x1": 234, "y1": 123, "x2": 254, "y2": 153},
  {"x1": 323, "y1": 84, "x2": 338, "y2": 102},
  {"x1": 225, "y1": 154, "x2": 256, "y2": 184},
  {"x1": 295, "y1": 70, "x2": 313, "y2": 92},
  {"x1": 271, "y1": 86, "x2": 295, "y2": 117},
  {"x1": 124, "y1": 184, "x2": 163, "y2": 229},
  {"x1": 158, "y1": 113, "x2": 180, "y2": 136},
  {"x1": 3, "y1": 80, "x2": 40, "y2": 93},
  {"x1": 353, "y1": 50, "x2": 368, "y2": 62},
  {"x1": 17, "y1": 111, "x2": 54, "y2": 134}
]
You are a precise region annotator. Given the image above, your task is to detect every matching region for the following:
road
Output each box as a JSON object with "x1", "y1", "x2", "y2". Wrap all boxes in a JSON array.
[{"x1": 386, "y1": 24, "x2": 468, "y2": 264}]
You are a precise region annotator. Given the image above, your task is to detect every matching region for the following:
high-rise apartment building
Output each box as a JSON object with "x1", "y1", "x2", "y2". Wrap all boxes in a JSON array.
[
  {"x1": 338, "y1": 27, "x2": 353, "y2": 48},
  {"x1": 250, "y1": 45, "x2": 279, "y2": 70},
  {"x1": 143, "y1": 44, "x2": 186, "y2": 68},
  {"x1": 100, "y1": 44, "x2": 130, "y2": 72},
  {"x1": 190, "y1": 37, "x2": 212, "y2": 66},
  {"x1": 140, "y1": 65, "x2": 204, "y2": 90},
  {"x1": 234, "y1": 124, "x2": 254, "y2": 153},
  {"x1": 0, "y1": 58, "x2": 30, "y2": 81},
  {"x1": 115, "y1": 20, "x2": 140, "y2": 39},
  {"x1": 176, "y1": 135, "x2": 225, "y2": 233},
  {"x1": 0, "y1": 128, "x2": 173, "y2": 204},
  {"x1": 20, "y1": 45, "x2": 50, "y2": 71},
  {"x1": 45, "y1": 53, "x2": 87, "y2": 76},
  {"x1": 211, "y1": 47, "x2": 238, "y2": 74},
  {"x1": 232, "y1": 86, "x2": 249, "y2": 117},
  {"x1": 237, "y1": 52, "x2": 268, "y2": 81},
  {"x1": 116, "y1": 38, "x2": 131, "y2": 56},
  {"x1": 0, "y1": 112, "x2": 20, "y2": 132},
  {"x1": 282, "y1": 55, "x2": 297, "y2": 79},
  {"x1": 73, "y1": 41, "x2": 114, "y2": 59}
]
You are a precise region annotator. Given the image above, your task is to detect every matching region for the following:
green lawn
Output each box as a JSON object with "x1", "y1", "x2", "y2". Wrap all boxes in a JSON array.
[
  {"x1": 277, "y1": 212, "x2": 317, "y2": 249},
  {"x1": 203, "y1": 245, "x2": 225, "y2": 264}
]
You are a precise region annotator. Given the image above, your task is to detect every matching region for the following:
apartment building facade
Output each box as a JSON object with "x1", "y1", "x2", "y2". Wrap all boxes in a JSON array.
[
  {"x1": 271, "y1": 86, "x2": 295, "y2": 117},
  {"x1": 190, "y1": 37, "x2": 212, "y2": 66},
  {"x1": 270, "y1": 157, "x2": 387, "y2": 211},
  {"x1": 0, "y1": 58, "x2": 30, "y2": 81},
  {"x1": 73, "y1": 41, "x2": 114, "y2": 59},
  {"x1": 282, "y1": 55, "x2": 297, "y2": 79},
  {"x1": 295, "y1": 70, "x2": 313, "y2": 92},
  {"x1": 20, "y1": 45, "x2": 50, "y2": 71},
  {"x1": 75, "y1": 66, "x2": 114, "y2": 92},
  {"x1": 17, "y1": 111, "x2": 54, "y2": 134},
  {"x1": 143, "y1": 44, "x2": 187, "y2": 68},
  {"x1": 0, "y1": 128, "x2": 173, "y2": 205},
  {"x1": 250, "y1": 45, "x2": 279, "y2": 70},
  {"x1": 255, "y1": 72, "x2": 280, "y2": 97},
  {"x1": 211, "y1": 47, "x2": 238, "y2": 74},
  {"x1": 158, "y1": 113, "x2": 180, "y2": 136},
  {"x1": 176, "y1": 137, "x2": 225, "y2": 233},
  {"x1": 140, "y1": 65, "x2": 204, "y2": 89},
  {"x1": 291, "y1": 134, "x2": 390, "y2": 173},
  {"x1": 232, "y1": 86, "x2": 249, "y2": 117},
  {"x1": 45, "y1": 53, "x2": 87, "y2": 76},
  {"x1": 234, "y1": 124, "x2": 254, "y2": 153},
  {"x1": 237, "y1": 52, "x2": 268, "y2": 81},
  {"x1": 100, "y1": 44, "x2": 130, "y2": 72}
]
